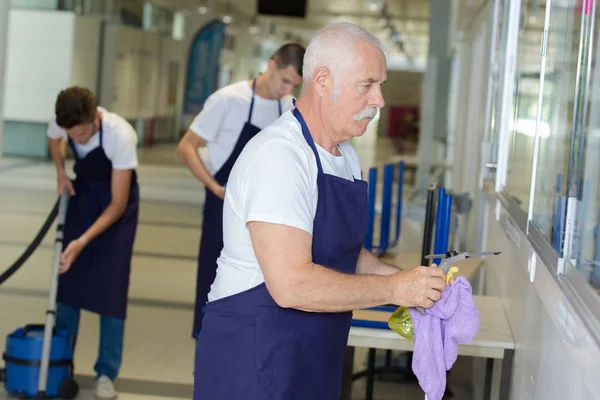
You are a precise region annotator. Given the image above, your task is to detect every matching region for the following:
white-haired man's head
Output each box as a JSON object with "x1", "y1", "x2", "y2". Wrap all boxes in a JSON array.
[
  {"x1": 300, "y1": 22, "x2": 387, "y2": 141},
  {"x1": 303, "y1": 22, "x2": 385, "y2": 98}
]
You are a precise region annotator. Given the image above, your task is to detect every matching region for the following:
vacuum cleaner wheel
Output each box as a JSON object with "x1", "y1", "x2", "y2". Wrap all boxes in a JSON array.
[{"x1": 58, "y1": 377, "x2": 79, "y2": 399}]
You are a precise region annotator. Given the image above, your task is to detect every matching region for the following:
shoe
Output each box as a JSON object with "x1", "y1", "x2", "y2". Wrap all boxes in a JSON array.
[{"x1": 95, "y1": 375, "x2": 117, "y2": 398}]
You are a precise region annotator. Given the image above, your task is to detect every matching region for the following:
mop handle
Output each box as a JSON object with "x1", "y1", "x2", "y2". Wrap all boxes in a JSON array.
[{"x1": 37, "y1": 190, "x2": 69, "y2": 397}]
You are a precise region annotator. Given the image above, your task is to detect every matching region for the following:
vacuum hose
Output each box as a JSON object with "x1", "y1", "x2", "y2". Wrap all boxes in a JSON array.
[{"x1": 0, "y1": 197, "x2": 61, "y2": 286}]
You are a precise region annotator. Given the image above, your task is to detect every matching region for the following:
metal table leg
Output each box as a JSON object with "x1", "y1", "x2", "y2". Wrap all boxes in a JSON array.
[
  {"x1": 499, "y1": 349, "x2": 514, "y2": 400},
  {"x1": 341, "y1": 347, "x2": 354, "y2": 400}
]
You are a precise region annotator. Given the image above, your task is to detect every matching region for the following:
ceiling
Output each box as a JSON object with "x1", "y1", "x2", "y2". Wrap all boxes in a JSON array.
[{"x1": 148, "y1": 0, "x2": 432, "y2": 70}]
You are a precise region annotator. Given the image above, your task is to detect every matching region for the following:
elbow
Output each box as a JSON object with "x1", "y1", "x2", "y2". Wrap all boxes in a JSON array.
[
  {"x1": 175, "y1": 142, "x2": 187, "y2": 162},
  {"x1": 267, "y1": 283, "x2": 298, "y2": 309}
]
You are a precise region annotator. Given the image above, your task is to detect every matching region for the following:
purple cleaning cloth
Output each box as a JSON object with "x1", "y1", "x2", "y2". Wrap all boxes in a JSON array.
[{"x1": 408, "y1": 276, "x2": 480, "y2": 400}]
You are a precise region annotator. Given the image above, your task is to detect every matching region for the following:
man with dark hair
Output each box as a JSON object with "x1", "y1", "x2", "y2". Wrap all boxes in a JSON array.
[
  {"x1": 177, "y1": 42, "x2": 305, "y2": 339},
  {"x1": 47, "y1": 86, "x2": 139, "y2": 398}
]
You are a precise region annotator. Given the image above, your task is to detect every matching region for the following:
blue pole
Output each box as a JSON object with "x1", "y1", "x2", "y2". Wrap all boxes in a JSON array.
[
  {"x1": 553, "y1": 173, "x2": 563, "y2": 252},
  {"x1": 365, "y1": 167, "x2": 377, "y2": 251},
  {"x1": 433, "y1": 188, "x2": 446, "y2": 265},
  {"x1": 394, "y1": 162, "x2": 405, "y2": 244},
  {"x1": 380, "y1": 164, "x2": 394, "y2": 254},
  {"x1": 443, "y1": 193, "x2": 453, "y2": 255}
]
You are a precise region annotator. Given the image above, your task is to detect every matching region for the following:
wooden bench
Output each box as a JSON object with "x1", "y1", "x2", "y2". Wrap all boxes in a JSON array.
[{"x1": 342, "y1": 295, "x2": 515, "y2": 400}]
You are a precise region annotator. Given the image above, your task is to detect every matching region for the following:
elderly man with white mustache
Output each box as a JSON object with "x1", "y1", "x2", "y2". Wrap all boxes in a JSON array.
[{"x1": 192, "y1": 22, "x2": 447, "y2": 400}]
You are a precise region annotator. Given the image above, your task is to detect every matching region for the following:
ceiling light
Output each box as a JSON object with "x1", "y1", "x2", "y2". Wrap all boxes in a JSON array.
[
  {"x1": 222, "y1": 15, "x2": 232, "y2": 24},
  {"x1": 249, "y1": 25, "x2": 259, "y2": 34},
  {"x1": 198, "y1": 6, "x2": 207, "y2": 14},
  {"x1": 368, "y1": 3, "x2": 378, "y2": 11}
]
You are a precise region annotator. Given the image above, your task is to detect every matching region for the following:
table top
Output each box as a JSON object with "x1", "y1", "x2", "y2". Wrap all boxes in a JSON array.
[{"x1": 349, "y1": 295, "x2": 515, "y2": 359}]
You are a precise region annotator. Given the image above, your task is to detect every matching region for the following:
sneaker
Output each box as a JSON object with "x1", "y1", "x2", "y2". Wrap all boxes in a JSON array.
[{"x1": 95, "y1": 375, "x2": 117, "y2": 398}]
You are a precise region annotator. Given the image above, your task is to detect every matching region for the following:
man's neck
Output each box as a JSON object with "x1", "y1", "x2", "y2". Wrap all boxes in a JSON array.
[
  {"x1": 252, "y1": 73, "x2": 275, "y2": 99},
  {"x1": 295, "y1": 97, "x2": 341, "y2": 156}
]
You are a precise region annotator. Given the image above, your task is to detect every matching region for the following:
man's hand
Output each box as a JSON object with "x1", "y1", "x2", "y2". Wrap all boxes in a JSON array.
[
  {"x1": 57, "y1": 172, "x2": 75, "y2": 196},
  {"x1": 211, "y1": 184, "x2": 225, "y2": 200},
  {"x1": 390, "y1": 265, "x2": 447, "y2": 309},
  {"x1": 59, "y1": 237, "x2": 88, "y2": 273}
]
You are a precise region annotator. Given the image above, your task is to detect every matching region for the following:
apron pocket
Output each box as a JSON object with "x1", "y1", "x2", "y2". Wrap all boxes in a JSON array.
[{"x1": 253, "y1": 306, "x2": 351, "y2": 400}]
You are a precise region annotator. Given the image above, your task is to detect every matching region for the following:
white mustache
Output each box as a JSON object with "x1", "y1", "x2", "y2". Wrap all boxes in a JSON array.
[{"x1": 353, "y1": 107, "x2": 378, "y2": 121}]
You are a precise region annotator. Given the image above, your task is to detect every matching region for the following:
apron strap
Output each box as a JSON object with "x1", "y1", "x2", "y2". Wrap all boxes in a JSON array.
[
  {"x1": 67, "y1": 137, "x2": 79, "y2": 160},
  {"x1": 292, "y1": 106, "x2": 324, "y2": 175},
  {"x1": 98, "y1": 118, "x2": 104, "y2": 147},
  {"x1": 247, "y1": 79, "x2": 256, "y2": 123},
  {"x1": 278, "y1": 99, "x2": 282, "y2": 116}
]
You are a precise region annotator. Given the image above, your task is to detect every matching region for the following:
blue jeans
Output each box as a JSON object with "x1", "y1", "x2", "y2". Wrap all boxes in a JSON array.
[{"x1": 55, "y1": 302, "x2": 124, "y2": 381}]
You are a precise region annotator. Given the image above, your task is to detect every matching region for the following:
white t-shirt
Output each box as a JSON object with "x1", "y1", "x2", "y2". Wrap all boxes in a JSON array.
[
  {"x1": 188, "y1": 80, "x2": 295, "y2": 175},
  {"x1": 207, "y1": 110, "x2": 363, "y2": 302},
  {"x1": 46, "y1": 106, "x2": 139, "y2": 170}
]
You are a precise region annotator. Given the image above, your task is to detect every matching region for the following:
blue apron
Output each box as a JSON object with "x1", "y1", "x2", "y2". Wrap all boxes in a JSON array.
[
  {"x1": 193, "y1": 79, "x2": 282, "y2": 338},
  {"x1": 193, "y1": 105, "x2": 368, "y2": 399},
  {"x1": 57, "y1": 120, "x2": 139, "y2": 320}
]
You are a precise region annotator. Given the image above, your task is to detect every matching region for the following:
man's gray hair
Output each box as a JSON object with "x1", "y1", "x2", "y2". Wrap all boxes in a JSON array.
[{"x1": 302, "y1": 22, "x2": 385, "y2": 92}]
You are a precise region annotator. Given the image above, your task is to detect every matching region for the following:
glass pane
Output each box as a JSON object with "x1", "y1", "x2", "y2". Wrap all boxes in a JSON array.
[
  {"x1": 530, "y1": 0, "x2": 582, "y2": 246},
  {"x1": 504, "y1": 0, "x2": 547, "y2": 211},
  {"x1": 489, "y1": 0, "x2": 511, "y2": 169},
  {"x1": 565, "y1": 2, "x2": 600, "y2": 291}
]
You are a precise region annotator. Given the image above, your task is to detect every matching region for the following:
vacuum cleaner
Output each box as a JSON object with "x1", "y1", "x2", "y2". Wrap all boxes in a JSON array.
[{"x1": 0, "y1": 191, "x2": 79, "y2": 399}]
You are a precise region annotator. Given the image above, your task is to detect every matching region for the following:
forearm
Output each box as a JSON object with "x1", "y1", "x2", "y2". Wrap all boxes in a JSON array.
[
  {"x1": 79, "y1": 202, "x2": 126, "y2": 244},
  {"x1": 356, "y1": 248, "x2": 400, "y2": 276},
  {"x1": 48, "y1": 138, "x2": 66, "y2": 175},
  {"x1": 177, "y1": 144, "x2": 219, "y2": 191},
  {"x1": 271, "y1": 262, "x2": 395, "y2": 313}
]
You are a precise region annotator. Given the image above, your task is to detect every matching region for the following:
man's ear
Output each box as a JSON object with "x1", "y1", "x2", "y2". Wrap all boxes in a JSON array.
[
  {"x1": 312, "y1": 67, "x2": 333, "y2": 99},
  {"x1": 267, "y1": 59, "x2": 277, "y2": 72}
]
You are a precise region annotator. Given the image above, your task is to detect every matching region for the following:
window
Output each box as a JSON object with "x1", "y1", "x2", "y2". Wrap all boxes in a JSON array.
[
  {"x1": 504, "y1": 0, "x2": 548, "y2": 213},
  {"x1": 495, "y1": 0, "x2": 600, "y2": 299},
  {"x1": 562, "y1": 2, "x2": 600, "y2": 291}
]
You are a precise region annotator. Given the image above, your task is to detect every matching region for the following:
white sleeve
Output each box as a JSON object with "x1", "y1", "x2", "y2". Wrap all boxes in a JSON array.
[
  {"x1": 241, "y1": 139, "x2": 316, "y2": 235},
  {"x1": 46, "y1": 119, "x2": 66, "y2": 140},
  {"x1": 108, "y1": 124, "x2": 139, "y2": 170},
  {"x1": 188, "y1": 91, "x2": 229, "y2": 142}
]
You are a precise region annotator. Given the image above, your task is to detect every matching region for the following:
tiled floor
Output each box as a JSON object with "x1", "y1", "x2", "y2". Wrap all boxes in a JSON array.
[{"x1": 0, "y1": 135, "x2": 474, "y2": 399}]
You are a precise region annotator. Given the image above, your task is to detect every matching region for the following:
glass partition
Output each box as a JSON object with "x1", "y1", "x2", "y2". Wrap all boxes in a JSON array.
[
  {"x1": 531, "y1": 1, "x2": 582, "y2": 247},
  {"x1": 504, "y1": 0, "x2": 547, "y2": 211},
  {"x1": 562, "y1": 0, "x2": 600, "y2": 292}
]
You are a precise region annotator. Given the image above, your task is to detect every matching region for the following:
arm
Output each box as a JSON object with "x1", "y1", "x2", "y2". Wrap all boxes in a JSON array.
[
  {"x1": 249, "y1": 222, "x2": 395, "y2": 312},
  {"x1": 48, "y1": 127, "x2": 75, "y2": 196},
  {"x1": 248, "y1": 222, "x2": 446, "y2": 313},
  {"x1": 59, "y1": 169, "x2": 132, "y2": 272},
  {"x1": 176, "y1": 92, "x2": 228, "y2": 199},
  {"x1": 48, "y1": 137, "x2": 66, "y2": 173},
  {"x1": 356, "y1": 248, "x2": 401, "y2": 276},
  {"x1": 176, "y1": 130, "x2": 224, "y2": 199}
]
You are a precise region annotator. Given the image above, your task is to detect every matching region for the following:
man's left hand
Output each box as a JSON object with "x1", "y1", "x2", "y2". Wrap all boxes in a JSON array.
[{"x1": 60, "y1": 237, "x2": 88, "y2": 274}]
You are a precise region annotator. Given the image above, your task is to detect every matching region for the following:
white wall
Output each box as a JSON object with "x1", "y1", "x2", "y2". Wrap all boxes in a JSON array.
[
  {"x1": 3, "y1": 10, "x2": 74, "y2": 122},
  {"x1": 2, "y1": 10, "x2": 101, "y2": 123}
]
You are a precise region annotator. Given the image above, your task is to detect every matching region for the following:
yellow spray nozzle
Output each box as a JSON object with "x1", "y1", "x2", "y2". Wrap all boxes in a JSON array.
[{"x1": 446, "y1": 266, "x2": 459, "y2": 284}]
